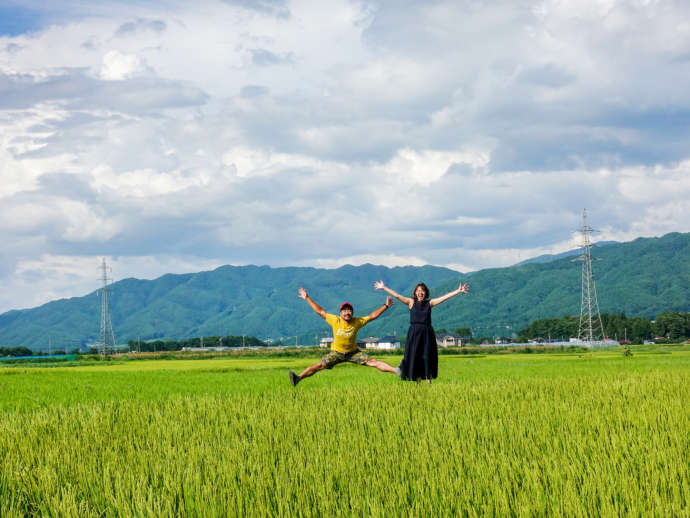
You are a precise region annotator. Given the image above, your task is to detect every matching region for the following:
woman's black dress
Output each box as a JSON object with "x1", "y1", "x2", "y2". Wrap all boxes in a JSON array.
[{"x1": 401, "y1": 300, "x2": 437, "y2": 381}]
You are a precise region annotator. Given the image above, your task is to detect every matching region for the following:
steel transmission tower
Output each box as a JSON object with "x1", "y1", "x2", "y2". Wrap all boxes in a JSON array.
[
  {"x1": 574, "y1": 209, "x2": 606, "y2": 342},
  {"x1": 97, "y1": 258, "x2": 116, "y2": 355}
]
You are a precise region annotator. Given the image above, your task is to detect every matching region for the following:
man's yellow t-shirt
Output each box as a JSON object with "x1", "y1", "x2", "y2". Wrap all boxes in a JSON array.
[{"x1": 324, "y1": 313, "x2": 371, "y2": 353}]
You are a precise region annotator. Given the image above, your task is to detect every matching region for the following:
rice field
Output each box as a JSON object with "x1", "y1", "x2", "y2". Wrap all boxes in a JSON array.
[{"x1": 1, "y1": 348, "x2": 689, "y2": 517}]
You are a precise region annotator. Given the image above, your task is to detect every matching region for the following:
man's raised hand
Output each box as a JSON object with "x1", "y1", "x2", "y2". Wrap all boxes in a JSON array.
[
  {"x1": 298, "y1": 287, "x2": 308, "y2": 299},
  {"x1": 374, "y1": 280, "x2": 385, "y2": 290}
]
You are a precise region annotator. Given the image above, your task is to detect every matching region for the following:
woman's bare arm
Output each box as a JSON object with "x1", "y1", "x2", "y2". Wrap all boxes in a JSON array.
[
  {"x1": 374, "y1": 280, "x2": 413, "y2": 308},
  {"x1": 429, "y1": 282, "x2": 469, "y2": 307}
]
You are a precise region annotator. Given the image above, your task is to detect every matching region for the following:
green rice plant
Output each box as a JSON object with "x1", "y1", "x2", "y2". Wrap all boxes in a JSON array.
[{"x1": 1, "y1": 351, "x2": 689, "y2": 516}]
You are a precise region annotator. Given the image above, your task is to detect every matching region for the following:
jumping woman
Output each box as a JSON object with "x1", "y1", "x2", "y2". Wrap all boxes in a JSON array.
[{"x1": 374, "y1": 280, "x2": 469, "y2": 383}]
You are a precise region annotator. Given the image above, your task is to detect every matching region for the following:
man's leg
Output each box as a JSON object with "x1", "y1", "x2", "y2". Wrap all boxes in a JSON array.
[
  {"x1": 299, "y1": 361, "x2": 326, "y2": 379},
  {"x1": 363, "y1": 358, "x2": 397, "y2": 374},
  {"x1": 350, "y1": 350, "x2": 399, "y2": 375},
  {"x1": 289, "y1": 360, "x2": 327, "y2": 386}
]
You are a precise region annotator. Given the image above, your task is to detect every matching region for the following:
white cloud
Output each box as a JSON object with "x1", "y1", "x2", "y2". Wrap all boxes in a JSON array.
[
  {"x1": 99, "y1": 50, "x2": 147, "y2": 80},
  {"x1": 220, "y1": 146, "x2": 343, "y2": 178},
  {"x1": 616, "y1": 160, "x2": 690, "y2": 203},
  {"x1": 0, "y1": 104, "x2": 76, "y2": 198},
  {"x1": 381, "y1": 147, "x2": 491, "y2": 186},
  {"x1": 1, "y1": 0, "x2": 690, "y2": 314},
  {"x1": 90, "y1": 164, "x2": 210, "y2": 197}
]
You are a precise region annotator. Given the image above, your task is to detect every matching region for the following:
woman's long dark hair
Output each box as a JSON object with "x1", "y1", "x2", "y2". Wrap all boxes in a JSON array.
[{"x1": 411, "y1": 283, "x2": 430, "y2": 301}]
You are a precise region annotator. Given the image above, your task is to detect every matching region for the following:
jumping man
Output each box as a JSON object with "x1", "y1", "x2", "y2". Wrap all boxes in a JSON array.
[{"x1": 289, "y1": 287, "x2": 400, "y2": 386}]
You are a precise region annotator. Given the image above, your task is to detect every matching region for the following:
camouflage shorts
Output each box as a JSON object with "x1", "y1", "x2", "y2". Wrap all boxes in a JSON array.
[{"x1": 321, "y1": 349, "x2": 372, "y2": 369}]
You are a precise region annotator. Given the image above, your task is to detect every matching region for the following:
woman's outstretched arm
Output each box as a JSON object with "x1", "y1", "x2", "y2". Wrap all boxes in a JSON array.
[
  {"x1": 429, "y1": 282, "x2": 469, "y2": 307},
  {"x1": 374, "y1": 280, "x2": 413, "y2": 308}
]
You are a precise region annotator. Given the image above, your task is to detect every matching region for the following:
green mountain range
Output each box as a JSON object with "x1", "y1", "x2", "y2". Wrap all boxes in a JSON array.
[{"x1": 1, "y1": 232, "x2": 688, "y2": 350}]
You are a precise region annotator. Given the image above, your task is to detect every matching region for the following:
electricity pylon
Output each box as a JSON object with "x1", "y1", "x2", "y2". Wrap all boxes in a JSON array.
[
  {"x1": 97, "y1": 258, "x2": 116, "y2": 355},
  {"x1": 574, "y1": 209, "x2": 606, "y2": 342}
]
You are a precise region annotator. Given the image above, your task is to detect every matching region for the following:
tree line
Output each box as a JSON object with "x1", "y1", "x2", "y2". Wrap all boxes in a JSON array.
[
  {"x1": 0, "y1": 346, "x2": 34, "y2": 357},
  {"x1": 125, "y1": 334, "x2": 266, "y2": 352},
  {"x1": 516, "y1": 312, "x2": 690, "y2": 344}
]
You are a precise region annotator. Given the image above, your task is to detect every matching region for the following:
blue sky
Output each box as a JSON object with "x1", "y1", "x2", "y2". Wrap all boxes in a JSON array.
[
  {"x1": 0, "y1": 5, "x2": 41, "y2": 36},
  {"x1": 1, "y1": 0, "x2": 690, "y2": 313}
]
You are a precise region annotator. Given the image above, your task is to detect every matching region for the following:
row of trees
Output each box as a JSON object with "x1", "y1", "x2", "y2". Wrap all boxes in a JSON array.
[
  {"x1": 0, "y1": 347, "x2": 80, "y2": 357},
  {"x1": 652, "y1": 312, "x2": 690, "y2": 342},
  {"x1": 0, "y1": 346, "x2": 34, "y2": 357},
  {"x1": 120, "y1": 313, "x2": 689, "y2": 351},
  {"x1": 125, "y1": 334, "x2": 265, "y2": 352},
  {"x1": 517, "y1": 312, "x2": 690, "y2": 344}
]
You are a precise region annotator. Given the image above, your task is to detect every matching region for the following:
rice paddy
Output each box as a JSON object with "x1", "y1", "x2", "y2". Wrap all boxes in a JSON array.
[{"x1": 1, "y1": 348, "x2": 689, "y2": 517}]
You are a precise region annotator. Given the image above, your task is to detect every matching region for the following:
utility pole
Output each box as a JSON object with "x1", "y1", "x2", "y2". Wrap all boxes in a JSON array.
[
  {"x1": 97, "y1": 258, "x2": 116, "y2": 355},
  {"x1": 573, "y1": 209, "x2": 606, "y2": 342}
]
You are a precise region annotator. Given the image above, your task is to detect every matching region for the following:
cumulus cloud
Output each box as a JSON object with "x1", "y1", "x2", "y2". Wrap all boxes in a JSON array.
[
  {"x1": 99, "y1": 50, "x2": 148, "y2": 80},
  {"x1": 381, "y1": 147, "x2": 490, "y2": 186},
  {"x1": 1, "y1": 0, "x2": 690, "y2": 314}
]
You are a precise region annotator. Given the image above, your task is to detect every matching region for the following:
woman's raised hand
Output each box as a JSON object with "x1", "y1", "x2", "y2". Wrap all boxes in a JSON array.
[
  {"x1": 374, "y1": 280, "x2": 385, "y2": 290},
  {"x1": 298, "y1": 287, "x2": 308, "y2": 299},
  {"x1": 458, "y1": 283, "x2": 470, "y2": 294}
]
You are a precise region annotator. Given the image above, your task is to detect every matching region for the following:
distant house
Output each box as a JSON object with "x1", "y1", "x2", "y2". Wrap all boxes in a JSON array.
[
  {"x1": 362, "y1": 336, "x2": 379, "y2": 349},
  {"x1": 377, "y1": 335, "x2": 401, "y2": 349},
  {"x1": 364, "y1": 335, "x2": 401, "y2": 350},
  {"x1": 436, "y1": 333, "x2": 467, "y2": 347},
  {"x1": 320, "y1": 337, "x2": 368, "y2": 348}
]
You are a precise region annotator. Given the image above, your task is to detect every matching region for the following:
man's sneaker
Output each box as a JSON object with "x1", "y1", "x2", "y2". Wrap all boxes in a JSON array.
[
  {"x1": 394, "y1": 364, "x2": 402, "y2": 377},
  {"x1": 289, "y1": 370, "x2": 301, "y2": 386}
]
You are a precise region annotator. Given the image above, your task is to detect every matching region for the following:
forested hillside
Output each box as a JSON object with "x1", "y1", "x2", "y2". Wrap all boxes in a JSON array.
[
  {"x1": 0, "y1": 232, "x2": 688, "y2": 350},
  {"x1": 0, "y1": 264, "x2": 460, "y2": 349}
]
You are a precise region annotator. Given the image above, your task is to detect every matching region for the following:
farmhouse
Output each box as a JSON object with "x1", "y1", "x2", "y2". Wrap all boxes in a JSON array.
[
  {"x1": 436, "y1": 333, "x2": 468, "y2": 347},
  {"x1": 364, "y1": 335, "x2": 401, "y2": 350},
  {"x1": 319, "y1": 336, "x2": 369, "y2": 348}
]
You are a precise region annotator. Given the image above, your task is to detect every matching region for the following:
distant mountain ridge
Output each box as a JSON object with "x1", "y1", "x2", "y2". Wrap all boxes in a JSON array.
[
  {"x1": 0, "y1": 264, "x2": 461, "y2": 349},
  {"x1": 513, "y1": 241, "x2": 618, "y2": 266},
  {"x1": 1, "y1": 233, "x2": 689, "y2": 350}
]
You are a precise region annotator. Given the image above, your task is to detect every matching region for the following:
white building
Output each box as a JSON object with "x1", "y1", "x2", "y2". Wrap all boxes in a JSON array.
[
  {"x1": 436, "y1": 333, "x2": 466, "y2": 347},
  {"x1": 365, "y1": 335, "x2": 401, "y2": 350}
]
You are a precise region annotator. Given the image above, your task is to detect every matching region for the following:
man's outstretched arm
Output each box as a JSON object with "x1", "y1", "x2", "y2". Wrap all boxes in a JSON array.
[
  {"x1": 366, "y1": 296, "x2": 394, "y2": 321},
  {"x1": 298, "y1": 287, "x2": 327, "y2": 319}
]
